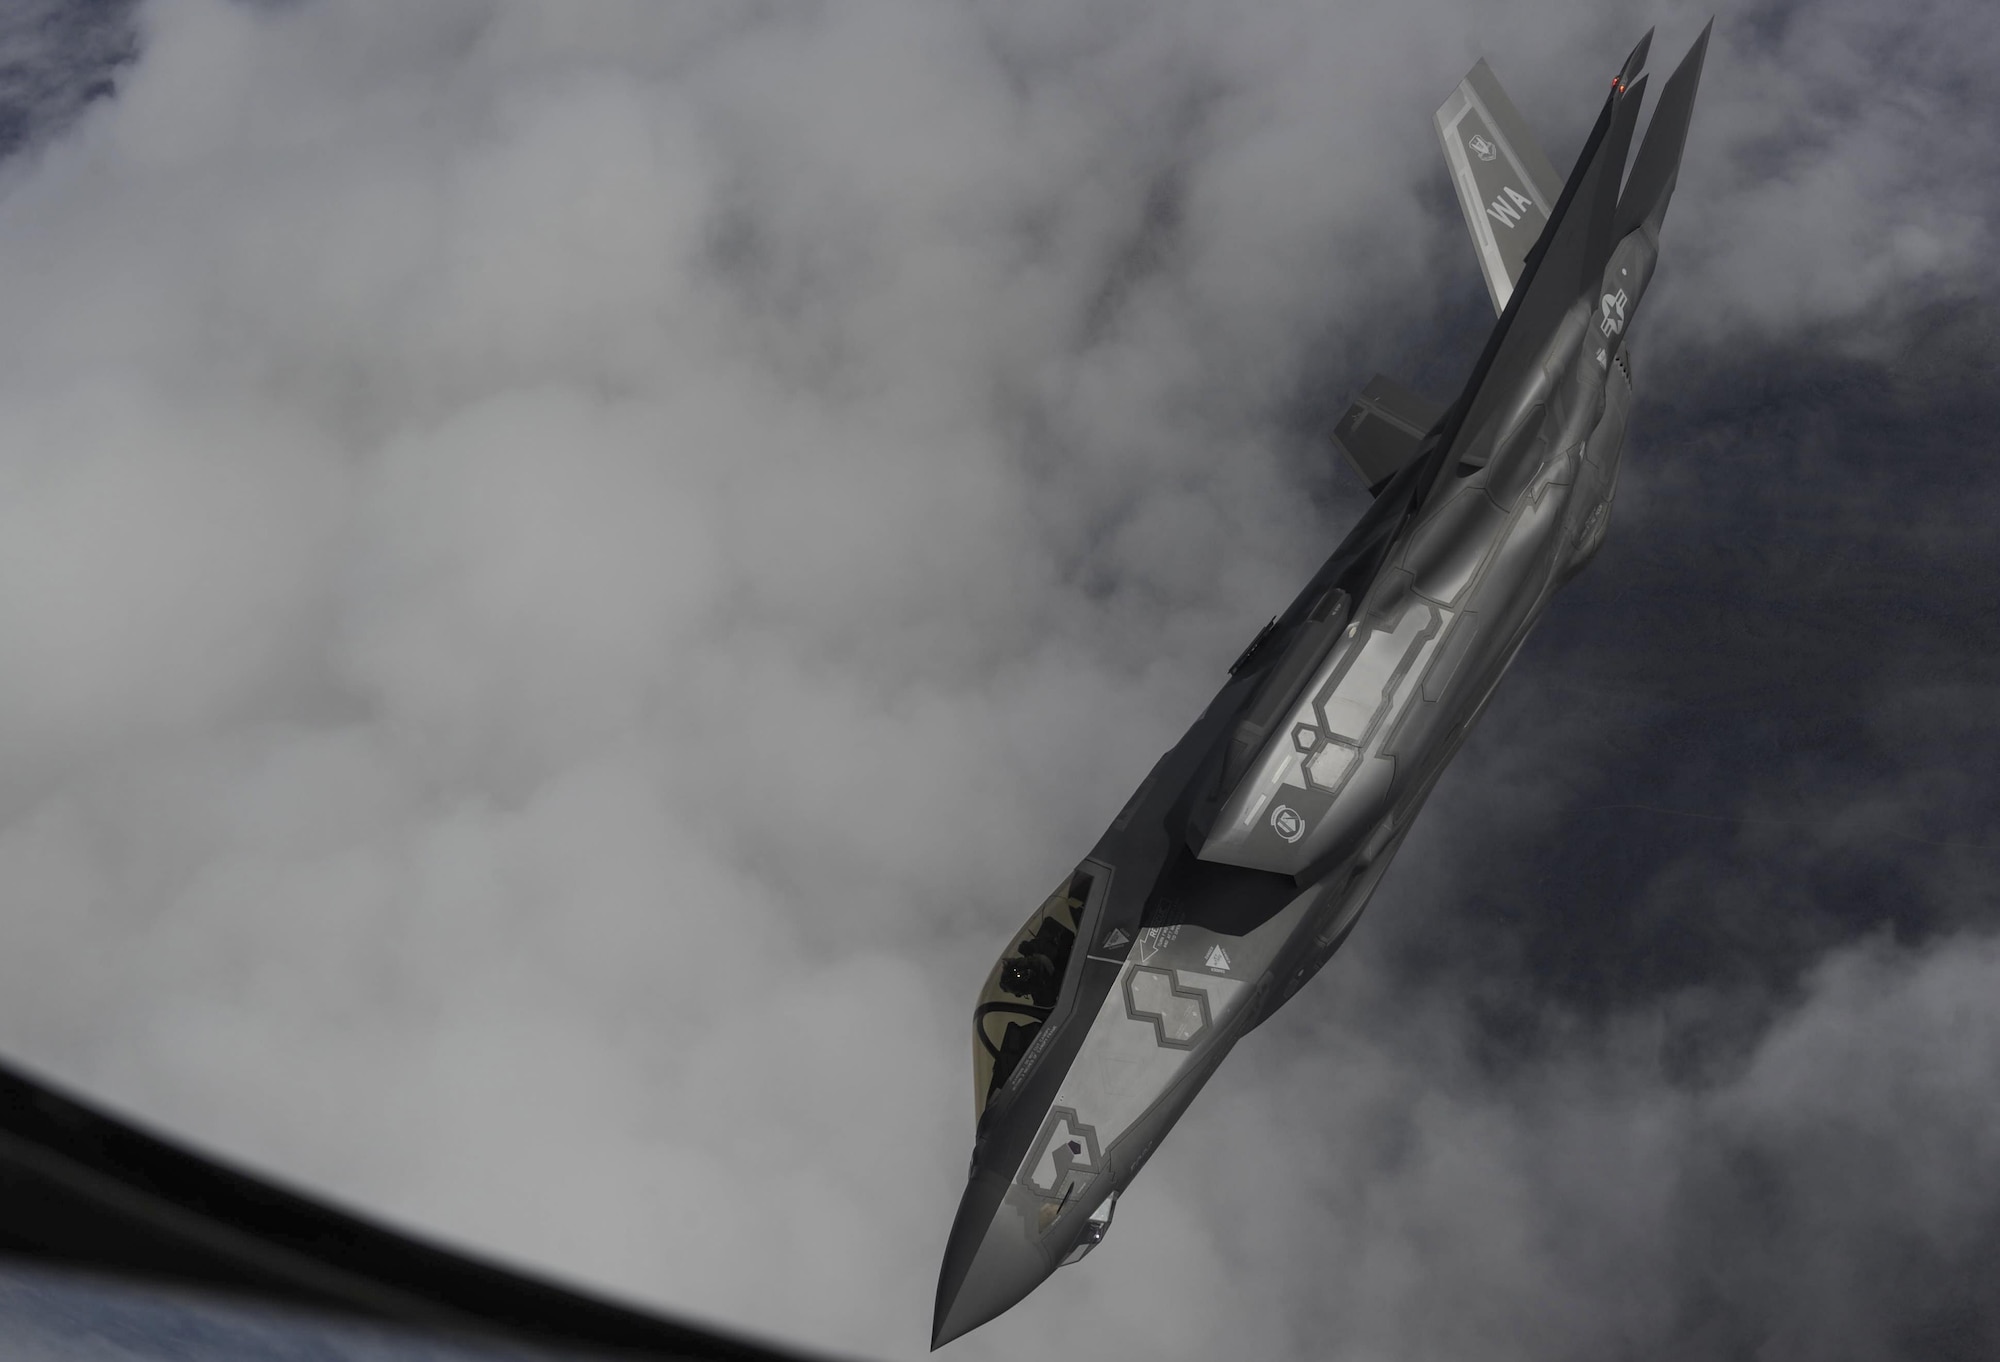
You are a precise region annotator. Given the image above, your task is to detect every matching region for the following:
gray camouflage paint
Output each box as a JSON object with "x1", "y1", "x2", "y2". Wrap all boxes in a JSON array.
[{"x1": 934, "y1": 24, "x2": 1709, "y2": 1347}]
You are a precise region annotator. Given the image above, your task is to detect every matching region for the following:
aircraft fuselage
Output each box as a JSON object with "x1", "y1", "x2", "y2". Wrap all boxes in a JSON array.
[{"x1": 935, "y1": 27, "x2": 1708, "y2": 1345}]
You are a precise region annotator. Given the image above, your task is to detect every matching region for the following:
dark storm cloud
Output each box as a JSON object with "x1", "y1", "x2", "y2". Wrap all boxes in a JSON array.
[
  {"x1": 1, "y1": 2, "x2": 1996, "y2": 1361},
  {"x1": 1401, "y1": 318, "x2": 2000, "y2": 1022},
  {"x1": 0, "y1": 1, "x2": 136, "y2": 165}
]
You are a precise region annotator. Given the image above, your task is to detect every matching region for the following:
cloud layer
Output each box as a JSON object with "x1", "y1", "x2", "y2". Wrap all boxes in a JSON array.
[{"x1": 2, "y1": 1, "x2": 1996, "y2": 1358}]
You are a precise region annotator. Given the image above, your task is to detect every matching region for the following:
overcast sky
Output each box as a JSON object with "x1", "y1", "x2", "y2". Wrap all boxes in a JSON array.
[{"x1": 2, "y1": 1, "x2": 1996, "y2": 1359}]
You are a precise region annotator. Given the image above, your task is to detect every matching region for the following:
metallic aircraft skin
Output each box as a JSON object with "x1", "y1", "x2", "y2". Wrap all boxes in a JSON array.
[{"x1": 934, "y1": 26, "x2": 1711, "y2": 1348}]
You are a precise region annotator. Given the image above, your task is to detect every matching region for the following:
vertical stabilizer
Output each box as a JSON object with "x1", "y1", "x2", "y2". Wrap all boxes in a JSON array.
[
  {"x1": 1446, "y1": 41, "x2": 1651, "y2": 463},
  {"x1": 1614, "y1": 21, "x2": 1713, "y2": 239},
  {"x1": 1434, "y1": 60, "x2": 1564, "y2": 314}
]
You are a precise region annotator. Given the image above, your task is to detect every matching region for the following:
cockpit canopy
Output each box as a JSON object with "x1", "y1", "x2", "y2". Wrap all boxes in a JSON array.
[{"x1": 971, "y1": 869, "x2": 1090, "y2": 1121}]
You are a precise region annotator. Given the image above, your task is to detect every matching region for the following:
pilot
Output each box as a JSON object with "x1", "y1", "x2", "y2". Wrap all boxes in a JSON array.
[
  {"x1": 1000, "y1": 954, "x2": 1057, "y2": 1007},
  {"x1": 1000, "y1": 918, "x2": 1073, "y2": 1008}
]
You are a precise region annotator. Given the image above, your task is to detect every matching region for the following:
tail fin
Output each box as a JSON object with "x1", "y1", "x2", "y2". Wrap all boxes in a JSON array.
[
  {"x1": 1434, "y1": 59, "x2": 1564, "y2": 314},
  {"x1": 1613, "y1": 21, "x2": 1713, "y2": 239},
  {"x1": 1448, "y1": 36, "x2": 1651, "y2": 458}
]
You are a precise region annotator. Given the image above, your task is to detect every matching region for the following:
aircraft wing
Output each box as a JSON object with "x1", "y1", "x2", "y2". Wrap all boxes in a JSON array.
[
  {"x1": 1331, "y1": 373, "x2": 1446, "y2": 491},
  {"x1": 1434, "y1": 59, "x2": 1564, "y2": 314}
]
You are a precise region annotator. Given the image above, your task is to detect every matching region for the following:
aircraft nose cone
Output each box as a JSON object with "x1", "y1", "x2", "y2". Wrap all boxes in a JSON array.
[{"x1": 931, "y1": 1173, "x2": 1053, "y2": 1349}]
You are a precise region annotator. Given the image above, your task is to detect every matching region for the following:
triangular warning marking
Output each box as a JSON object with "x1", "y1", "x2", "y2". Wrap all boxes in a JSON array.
[
  {"x1": 1102, "y1": 927, "x2": 1130, "y2": 951},
  {"x1": 1204, "y1": 944, "x2": 1231, "y2": 973}
]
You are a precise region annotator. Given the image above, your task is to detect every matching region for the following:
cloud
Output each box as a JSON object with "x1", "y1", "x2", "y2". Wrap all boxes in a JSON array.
[
  {"x1": 1650, "y1": 0, "x2": 1999, "y2": 352},
  {"x1": 0, "y1": 0, "x2": 137, "y2": 165},
  {"x1": 1, "y1": 1, "x2": 1996, "y2": 1359},
  {"x1": 1170, "y1": 925, "x2": 2000, "y2": 1362}
]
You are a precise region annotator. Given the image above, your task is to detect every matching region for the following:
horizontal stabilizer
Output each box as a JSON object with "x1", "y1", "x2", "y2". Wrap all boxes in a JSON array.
[
  {"x1": 1435, "y1": 60, "x2": 1564, "y2": 314},
  {"x1": 1334, "y1": 374, "x2": 1444, "y2": 491}
]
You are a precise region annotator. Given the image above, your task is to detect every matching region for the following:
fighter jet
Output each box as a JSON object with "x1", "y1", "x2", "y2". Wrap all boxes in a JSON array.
[{"x1": 934, "y1": 25, "x2": 1711, "y2": 1347}]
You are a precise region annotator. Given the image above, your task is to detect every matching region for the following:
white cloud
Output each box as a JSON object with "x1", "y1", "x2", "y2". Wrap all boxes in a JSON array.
[{"x1": 2, "y1": 1, "x2": 1995, "y2": 1358}]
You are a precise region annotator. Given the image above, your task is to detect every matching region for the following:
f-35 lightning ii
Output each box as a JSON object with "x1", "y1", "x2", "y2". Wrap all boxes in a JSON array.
[{"x1": 934, "y1": 24, "x2": 1712, "y2": 1347}]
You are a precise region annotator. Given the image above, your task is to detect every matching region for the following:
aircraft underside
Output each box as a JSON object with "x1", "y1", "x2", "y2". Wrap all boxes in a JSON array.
[{"x1": 935, "y1": 21, "x2": 1712, "y2": 1347}]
